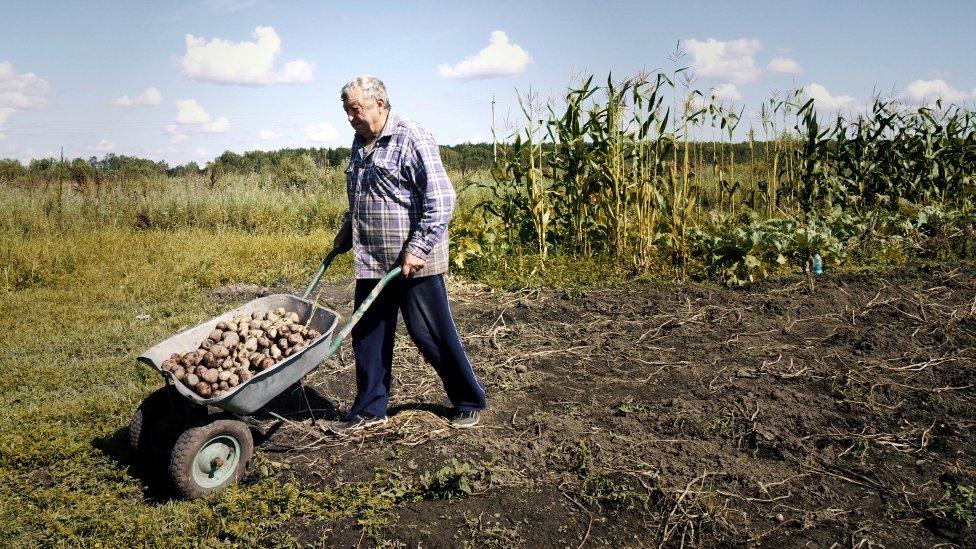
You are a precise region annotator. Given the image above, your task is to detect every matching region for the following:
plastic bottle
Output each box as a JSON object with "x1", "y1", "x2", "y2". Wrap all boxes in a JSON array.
[{"x1": 812, "y1": 251, "x2": 823, "y2": 275}]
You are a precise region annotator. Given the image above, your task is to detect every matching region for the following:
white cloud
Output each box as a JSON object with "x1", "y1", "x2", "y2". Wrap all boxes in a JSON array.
[
  {"x1": 165, "y1": 124, "x2": 190, "y2": 143},
  {"x1": 259, "y1": 128, "x2": 281, "y2": 139},
  {"x1": 87, "y1": 139, "x2": 115, "y2": 153},
  {"x1": 438, "y1": 30, "x2": 531, "y2": 80},
  {"x1": 202, "y1": 116, "x2": 230, "y2": 133},
  {"x1": 768, "y1": 56, "x2": 803, "y2": 74},
  {"x1": 903, "y1": 79, "x2": 970, "y2": 104},
  {"x1": 805, "y1": 83, "x2": 859, "y2": 111},
  {"x1": 682, "y1": 38, "x2": 761, "y2": 84},
  {"x1": 303, "y1": 121, "x2": 339, "y2": 143},
  {"x1": 181, "y1": 26, "x2": 314, "y2": 86},
  {"x1": 0, "y1": 61, "x2": 49, "y2": 110},
  {"x1": 176, "y1": 99, "x2": 211, "y2": 124},
  {"x1": 0, "y1": 62, "x2": 49, "y2": 136},
  {"x1": 112, "y1": 87, "x2": 162, "y2": 107},
  {"x1": 710, "y1": 83, "x2": 743, "y2": 102},
  {"x1": 195, "y1": 147, "x2": 210, "y2": 161}
]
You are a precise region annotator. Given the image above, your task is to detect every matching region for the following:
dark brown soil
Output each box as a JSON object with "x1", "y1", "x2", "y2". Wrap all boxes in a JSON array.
[{"x1": 249, "y1": 263, "x2": 976, "y2": 547}]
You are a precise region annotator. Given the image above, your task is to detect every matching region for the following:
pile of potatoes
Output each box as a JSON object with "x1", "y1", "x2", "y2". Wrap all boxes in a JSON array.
[{"x1": 161, "y1": 307, "x2": 322, "y2": 399}]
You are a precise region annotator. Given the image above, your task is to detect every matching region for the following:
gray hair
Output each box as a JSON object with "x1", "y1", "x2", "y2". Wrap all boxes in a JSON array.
[{"x1": 340, "y1": 76, "x2": 390, "y2": 107}]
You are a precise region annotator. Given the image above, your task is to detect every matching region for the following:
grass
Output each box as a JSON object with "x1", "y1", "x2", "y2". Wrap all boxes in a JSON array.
[{"x1": 0, "y1": 226, "x2": 385, "y2": 546}]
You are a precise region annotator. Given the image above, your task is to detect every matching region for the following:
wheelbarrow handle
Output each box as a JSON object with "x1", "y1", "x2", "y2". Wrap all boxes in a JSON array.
[
  {"x1": 301, "y1": 248, "x2": 341, "y2": 299},
  {"x1": 325, "y1": 267, "x2": 401, "y2": 356}
]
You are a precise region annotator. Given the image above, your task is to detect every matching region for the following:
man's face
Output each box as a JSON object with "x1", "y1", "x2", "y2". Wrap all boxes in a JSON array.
[{"x1": 342, "y1": 87, "x2": 386, "y2": 138}]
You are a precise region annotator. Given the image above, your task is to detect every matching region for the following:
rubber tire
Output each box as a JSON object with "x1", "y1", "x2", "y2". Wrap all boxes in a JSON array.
[
  {"x1": 129, "y1": 385, "x2": 205, "y2": 462},
  {"x1": 169, "y1": 418, "x2": 254, "y2": 500}
]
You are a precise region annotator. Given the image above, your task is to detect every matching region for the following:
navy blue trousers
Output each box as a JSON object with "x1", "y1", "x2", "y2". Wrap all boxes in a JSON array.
[{"x1": 346, "y1": 274, "x2": 487, "y2": 419}]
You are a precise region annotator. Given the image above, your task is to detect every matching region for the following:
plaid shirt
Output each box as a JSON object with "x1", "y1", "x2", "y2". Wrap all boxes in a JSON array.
[{"x1": 342, "y1": 110, "x2": 455, "y2": 279}]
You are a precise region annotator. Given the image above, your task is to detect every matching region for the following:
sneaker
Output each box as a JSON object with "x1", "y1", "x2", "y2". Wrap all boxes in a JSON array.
[
  {"x1": 327, "y1": 413, "x2": 388, "y2": 436},
  {"x1": 449, "y1": 410, "x2": 481, "y2": 429}
]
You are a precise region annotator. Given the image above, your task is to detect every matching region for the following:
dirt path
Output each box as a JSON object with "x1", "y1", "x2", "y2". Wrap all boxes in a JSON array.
[{"x1": 246, "y1": 264, "x2": 975, "y2": 547}]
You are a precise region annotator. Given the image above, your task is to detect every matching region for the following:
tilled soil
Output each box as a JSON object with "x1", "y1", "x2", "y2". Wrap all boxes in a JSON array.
[{"x1": 246, "y1": 264, "x2": 975, "y2": 547}]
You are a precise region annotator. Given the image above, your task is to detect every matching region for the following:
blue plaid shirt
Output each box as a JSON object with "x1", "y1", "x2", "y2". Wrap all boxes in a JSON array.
[{"x1": 342, "y1": 110, "x2": 455, "y2": 279}]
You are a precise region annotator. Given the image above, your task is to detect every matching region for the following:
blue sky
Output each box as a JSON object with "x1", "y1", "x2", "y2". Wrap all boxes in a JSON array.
[{"x1": 1, "y1": 0, "x2": 973, "y2": 165}]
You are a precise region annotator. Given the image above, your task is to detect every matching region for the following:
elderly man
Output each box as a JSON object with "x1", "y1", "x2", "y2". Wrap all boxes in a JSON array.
[{"x1": 328, "y1": 76, "x2": 487, "y2": 436}]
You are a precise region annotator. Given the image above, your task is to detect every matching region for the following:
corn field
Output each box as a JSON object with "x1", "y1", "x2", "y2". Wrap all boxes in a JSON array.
[{"x1": 470, "y1": 69, "x2": 976, "y2": 285}]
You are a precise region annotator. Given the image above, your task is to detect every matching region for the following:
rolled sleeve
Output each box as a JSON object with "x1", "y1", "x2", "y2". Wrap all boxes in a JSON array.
[{"x1": 405, "y1": 129, "x2": 455, "y2": 258}]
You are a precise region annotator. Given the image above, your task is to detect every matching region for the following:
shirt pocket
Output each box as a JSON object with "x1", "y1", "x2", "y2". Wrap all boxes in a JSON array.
[{"x1": 368, "y1": 158, "x2": 410, "y2": 202}]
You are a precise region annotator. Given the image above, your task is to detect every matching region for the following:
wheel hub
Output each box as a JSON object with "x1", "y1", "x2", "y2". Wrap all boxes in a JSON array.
[{"x1": 192, "y1": 435, "x2": 241, "y2": 489}]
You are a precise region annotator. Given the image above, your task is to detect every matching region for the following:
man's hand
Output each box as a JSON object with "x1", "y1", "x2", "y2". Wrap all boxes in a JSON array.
[
  {"x1": 402, "y1": 251, "x2": 426, "y2": 277},
  {"x1": 333, "y1": 223, "x2": 352, "y2": 253}
]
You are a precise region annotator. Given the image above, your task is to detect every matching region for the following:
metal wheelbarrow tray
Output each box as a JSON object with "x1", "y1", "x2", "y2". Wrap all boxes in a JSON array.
[{"x1": 137, "y1": 293, "x2": 339, "y2": 415}]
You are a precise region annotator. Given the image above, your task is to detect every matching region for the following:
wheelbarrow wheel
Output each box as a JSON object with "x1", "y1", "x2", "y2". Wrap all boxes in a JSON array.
[
  {"x1": 169, "y1": 417, "x2": 253, "y2": 499},
  {"x1": 129, "y1": 385, "x2": 205, "y2": 463}
]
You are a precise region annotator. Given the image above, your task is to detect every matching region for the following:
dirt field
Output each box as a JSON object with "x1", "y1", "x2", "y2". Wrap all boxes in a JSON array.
[{"x1": 149, "y1": 263, "x2": 975, "y2": 547}]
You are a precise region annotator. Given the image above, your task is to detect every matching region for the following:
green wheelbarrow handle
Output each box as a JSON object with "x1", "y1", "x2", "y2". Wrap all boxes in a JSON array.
[
  {"x1": 300, "y1": 248, "x2": 402, "y2": 358},
  {"x1": 324, "y1": 267, "x2": 401, "y2": 357}
]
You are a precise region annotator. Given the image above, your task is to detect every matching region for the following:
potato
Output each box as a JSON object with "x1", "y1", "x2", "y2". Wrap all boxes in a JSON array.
[
  {"x1": 239, "y1": 370, "x2": 253, "y2": 382},
  {"x1": 221, "y1": 358, "x2": 234, "y2": 369},
  {"x1": 287, "y1": 312, "x2": 300, "y2": 323},
  {"x1": 211, "y1": 344, "x2": 229, "y2": 358},
  {"x1": 239, "y1": 358, "x2": 251, "y2": 370},
  {"x1": 277, "y1": 338, "x2": 289, "y2": 349},
  {"x1": 161, "y1": 359, "x2": 177, "y2": 372},
  {"x1": 270, "y1": 345, "x2": 282, "y2": 359},
  {"x1": 287, "y1": 333, "x2": 304, "y2": 346},
  {"x1": 194, "y1": 382, "x2": 212, "y2": 397},
  {"x1": 218, "y1": 370, "x2": 231, "y2": 382},
  {"x1": 307, "y1": 329, "x2": 321, "y2": 340},
  {"x1": 218, "y1": 380, "x2": 229, "y2": 391},
  {"x1": 259, "y1": 357, "x2": 275, "y2": 370},
  {"x1": 274, "y1": 307, "x2": 285, "y2": 316},
  {"x1": 216, "y1": 321, "x2": 228, "y2": 330},
  {"x1": 228, "y1": 374, "x2": 240, "y2": 387},
  {"x1": 195, "y1": 365, "x2": 207, "y2": 378},
  {"x1": 201, "y1": 368, "x2": 219, "y2": 384},
  {"x1": 208, "y1": 329, "x2": 223, "y2": 342},
  {"x1": 210, "y1": 382, "x2": 219, "y2": 390},
  {"x1": 253, "y1": 311, "x2": 266, "y2": 321},
  {"x1": 185, "y1": 373, "x2": 200, "y2": 386},
  {"x1": 172, "y1": 365, "x2": 186, "y2": 380},
  {"x1": 193, "y1": 353, "x2": 205, "y2": 366},
  {"x1": 222, "y1": 332, "x2": 240, "y2": 347},
  {"x1": 199, "y1": 338, "x2": 214, "y2": 350},
  {"x1": 266, "y1": 327, "x2": 278, "y2": 339}
]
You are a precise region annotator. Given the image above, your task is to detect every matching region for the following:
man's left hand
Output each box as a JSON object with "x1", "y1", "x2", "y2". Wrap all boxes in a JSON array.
[{"x1": 402, "y1": 252, "x2": 426, "y2": 277}]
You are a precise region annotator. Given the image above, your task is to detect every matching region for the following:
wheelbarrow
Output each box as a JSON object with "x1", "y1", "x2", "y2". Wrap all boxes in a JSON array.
[{"x1": 129, "y1": 249, "x2": 400, "y2": 499}]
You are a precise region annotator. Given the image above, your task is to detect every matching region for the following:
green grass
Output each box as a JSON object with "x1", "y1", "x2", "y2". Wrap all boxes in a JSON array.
[{"x1": 0, "y1": 226, "x2": 392, "y2": 546}]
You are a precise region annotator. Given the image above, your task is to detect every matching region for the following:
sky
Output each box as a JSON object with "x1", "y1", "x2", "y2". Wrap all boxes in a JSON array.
[{"x1": 0, "y1": 0, "x2": 974, "y2": 165}]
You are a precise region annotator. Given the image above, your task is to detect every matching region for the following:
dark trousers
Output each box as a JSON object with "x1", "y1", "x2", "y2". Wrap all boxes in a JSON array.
[{"x1": 346, "y1": 274, "x2": 487, "y2": 419}]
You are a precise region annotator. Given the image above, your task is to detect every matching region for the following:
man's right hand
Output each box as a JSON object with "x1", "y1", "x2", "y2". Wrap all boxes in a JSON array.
[{"x1": 333, "y1": 223, "x2": 352, "y2": 253}]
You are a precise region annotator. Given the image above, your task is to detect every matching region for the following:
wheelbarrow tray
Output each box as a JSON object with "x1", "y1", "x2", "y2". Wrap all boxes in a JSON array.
[{"x1": 137, "y1": 293, "x2": 339, "y2": 415}]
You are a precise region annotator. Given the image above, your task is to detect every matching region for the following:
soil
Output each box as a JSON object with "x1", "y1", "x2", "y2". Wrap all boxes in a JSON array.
[{"x1": 232, "y1": 263, "x2": 976, "y2": 547}]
